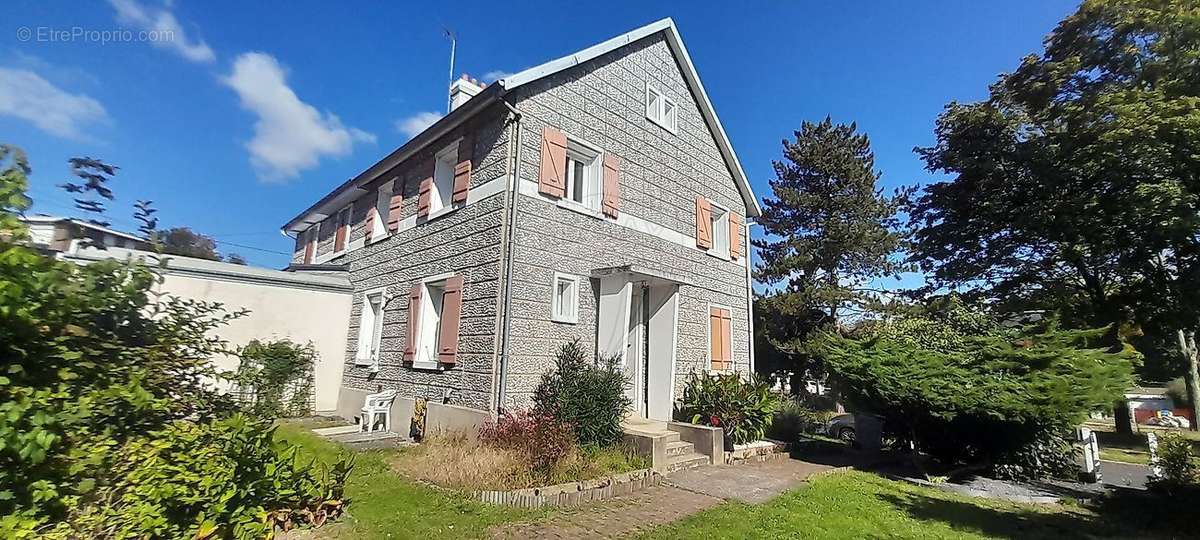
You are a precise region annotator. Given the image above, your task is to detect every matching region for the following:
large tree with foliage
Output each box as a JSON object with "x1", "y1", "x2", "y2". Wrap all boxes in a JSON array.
[
  {"x1": 817, "y1": 301, "x2": 1139, "y2": 478},
  {"x1": 907, "y1": 0, "x2": 1200, "y2": 425},
  {"x1": 753, "y1": 118, "x2": 906, "y2": 388}
]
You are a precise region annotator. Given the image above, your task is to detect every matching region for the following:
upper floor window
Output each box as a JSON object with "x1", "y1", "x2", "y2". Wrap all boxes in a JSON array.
[
  {"x1": 565, "y1": 138, "x2": 602, "y2": 211},
  {"x1": 646, "y1": 84, "x2": 678, "y2": 133},
  {"x1": 708, "y1": 202, "x2": 730, "y2": 258},
  {"x1": 430, "y1": 142, "x2": 458, "y2": 215},
  {"x1": 371, "y1": 182, "x2": 391, "y2": 240}
]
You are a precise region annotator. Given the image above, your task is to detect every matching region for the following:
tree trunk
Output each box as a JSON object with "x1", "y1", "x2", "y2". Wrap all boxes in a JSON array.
[{"x1": 1175, "y1": 329, "x2": 1200, "y2": 431}]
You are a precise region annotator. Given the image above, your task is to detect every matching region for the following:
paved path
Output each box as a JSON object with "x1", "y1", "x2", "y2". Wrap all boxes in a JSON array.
[{"x1": 487, "y1": 458, "x2": 836, "y2": 539}]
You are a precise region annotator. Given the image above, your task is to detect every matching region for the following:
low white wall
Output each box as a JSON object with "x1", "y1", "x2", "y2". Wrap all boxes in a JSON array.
[{"x1": 61, "y1": 246, "x2": 353, "y2": 413}]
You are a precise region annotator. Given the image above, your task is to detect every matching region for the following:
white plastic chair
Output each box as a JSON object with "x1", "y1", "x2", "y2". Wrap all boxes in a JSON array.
[{"x1": 359, "y1": 389, "x2": 398, "y2": 433}]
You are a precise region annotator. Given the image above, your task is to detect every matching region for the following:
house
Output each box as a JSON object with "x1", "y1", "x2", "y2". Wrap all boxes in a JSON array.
[
  {"x1": 282, "y1": 18, "x2": 760, "y2": 430},
  {"x1": 22, "y1": 214, "x2": 151, "y2": 252}
]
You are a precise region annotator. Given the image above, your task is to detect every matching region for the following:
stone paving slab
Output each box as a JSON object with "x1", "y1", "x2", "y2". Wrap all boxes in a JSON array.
[
  {"x1": 664, "y1": 457, "x2": 836, "y2": 503},
  {"x1": 487, "y1": 457, "x2": 837, "y2": 539}
]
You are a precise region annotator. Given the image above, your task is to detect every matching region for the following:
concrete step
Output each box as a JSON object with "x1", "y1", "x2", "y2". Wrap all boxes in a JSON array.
[
  {"x1": 665, "y1": 440, "x2": 695, "y2": 458},
  {"x1": 665, "y1": 452, "x2": 709, "y2": 473},
  {"x1": 312, "y1": 424, "x2": 361, "y2": 437}
]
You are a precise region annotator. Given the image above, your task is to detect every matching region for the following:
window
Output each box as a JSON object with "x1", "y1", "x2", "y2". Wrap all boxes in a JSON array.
[
  {"x1": 371, "y1": 183, "x2": 390, "y2": 240},
  {"x1": 646, "y1": 84, "x2": 678, "y2": 132},
  {"x1": 708, "y1": 203, "x2": 730, "y2": 258},
  {"x1": 355, "y1": 290, "x2": 386, "y2": 370},
  {"x1": 564, "y1": 139, "x2": 601, "y2": 211},
  {"x1": 415, "y1": 279, "x2": 447, "y2": 366},
  {"x1": 430, "y1": 142, "x2": 458, "y2": 215},
  {"x1": 708, "y1": 305, "x2": 732, "y2": 371},
  {"x1": 550, "y1": 272, "x2": 580, "y2": 324}
]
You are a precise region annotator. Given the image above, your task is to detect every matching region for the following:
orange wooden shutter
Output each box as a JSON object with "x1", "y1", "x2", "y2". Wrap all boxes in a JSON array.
[
  {"x1": 364, "y1": 205, "x2": 377, "y2": 242},
  {"x1": 417, "y1": 176, "x2": 433, "y2": 218},
  {"x1": 695, "y1": 196, "x2": 712, "y2": 249},
  {"x1": 720, "y1": 309, "x2": 732, "y2": 369},
  {"x1": 729, "y1": 212, "x2": 742, "y2": 260},
  {"x1": 404, "y1": 284, "x2": 422, "y2": 362},
  {"x1": 452, "y1": 135, "x2": 473, "y2": 204},
  {"x1": 601, "y1": 153, "x2": 621, "y2": 217},
  {"x1": 538, "y1": 126, "x2": 567, "y2": 197},
  {"x1": 438, "y1": 275, "x2": 464, "y2": 364},
  {"x1": 333, "y1": 211, "x2": 348, "y2": 252},
  {"x1": 387, "y1": 179, "x2": 404, "y2": 232},
  {"x1": 302, "y1": 228, "x2": 314, "y2": 264}
]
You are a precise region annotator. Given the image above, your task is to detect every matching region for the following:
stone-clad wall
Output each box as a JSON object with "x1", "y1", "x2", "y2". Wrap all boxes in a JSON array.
[
  {"x1": 502, "y1": 33, "x2": 752, "y2": 407},
  {"x1": 296, "y1": 108, "x2": 513, "y2": 411}
]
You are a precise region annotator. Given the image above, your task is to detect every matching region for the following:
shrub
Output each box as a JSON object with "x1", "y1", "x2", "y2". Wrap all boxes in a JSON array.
[
  {"x1": 677, "y1": 372, "x2": 781, "y2": 445},
  {"x1": 233, "y1": 339, "x2": 317, "y2": 419},
  {"x1": 532, "y1": 340, "x2": 630, "y2": 447},
  {"x1": 1151, "y1": 432, "x2": 1199, "y2": 493},
  {"x1": 480, "y1": 410, "x2": 575, "y2": 474},
  {"x1": 61, "y1": 414, "x2": 351, "y2": 538},
  {"x1": 767, "y1": 398, "x2": 832, "y2": 442}
]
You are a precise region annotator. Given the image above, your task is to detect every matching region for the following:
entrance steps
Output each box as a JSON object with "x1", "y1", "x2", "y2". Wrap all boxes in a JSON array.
[
  {"x1": 621, "y1": 419, "x2": 713, "y2": 473},
  {"x1": 312, "y1": 423, "x2": 410, "y2": 451}
]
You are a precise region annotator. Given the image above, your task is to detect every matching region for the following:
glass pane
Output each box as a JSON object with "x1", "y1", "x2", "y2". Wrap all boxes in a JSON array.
[
  {"x1": 646, "y1": 89, "x2": 660, "y2": 118},
  {"x1": 571, "y1": 160, "x2": 586, "y2": 203}
]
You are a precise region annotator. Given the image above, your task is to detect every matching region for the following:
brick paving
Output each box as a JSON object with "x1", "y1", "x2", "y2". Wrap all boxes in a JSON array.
[{"x1": 487, "y1": 458, "x2": 837, "y2": 539}]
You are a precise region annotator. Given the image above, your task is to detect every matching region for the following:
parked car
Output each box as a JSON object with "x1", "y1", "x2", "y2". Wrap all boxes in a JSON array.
[{"x1": 827, "y1": 413, "x2": 855, "y2": 442}]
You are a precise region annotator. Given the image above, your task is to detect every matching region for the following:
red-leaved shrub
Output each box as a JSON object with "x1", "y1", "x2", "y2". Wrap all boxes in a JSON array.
[{"x1": 480, "y1": 410, "x2": 575, "y2": 472}]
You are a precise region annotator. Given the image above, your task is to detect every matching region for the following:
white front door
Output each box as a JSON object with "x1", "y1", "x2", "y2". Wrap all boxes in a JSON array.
[{"x1": 625, "y1": 288, "x2": 646, "y2": 417}]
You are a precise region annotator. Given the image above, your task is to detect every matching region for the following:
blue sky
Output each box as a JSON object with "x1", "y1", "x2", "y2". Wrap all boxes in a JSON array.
[{"x1": 3, "y1": 1, "x2": 1078, "y2": 271}]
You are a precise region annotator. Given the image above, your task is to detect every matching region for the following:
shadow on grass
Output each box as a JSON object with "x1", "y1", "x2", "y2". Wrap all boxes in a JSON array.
[{"x1": 877, "y1": 483, "x2": 1196, "y2": 539}]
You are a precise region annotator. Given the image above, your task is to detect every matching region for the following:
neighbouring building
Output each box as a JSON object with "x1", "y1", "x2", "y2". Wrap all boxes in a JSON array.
[
  {"x1": 282, "y1": 18, "x2": 760, "y2": 426},
  {"x1": 23, "y1": 214, "x2": 152, "y2": 252}
]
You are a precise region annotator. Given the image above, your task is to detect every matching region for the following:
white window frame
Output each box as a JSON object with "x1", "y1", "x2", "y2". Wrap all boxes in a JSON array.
[
  {"x1": 706, "y1": 302, "x2": 734, "y2": 373},
  {"x1": 645, "y1": 83, "x2": 678, "y2": 133},
  {"x1": 707, "y1": 201, "x2": 731, "y2": 260},
  {"x1": 355, "y1": 287, "x2": 388, "y2": 372},
  {"x1": 550, "y1": 272, "x2": 580, "y2": 324},
  {"x1": 555, "y1": 133, "x2": 605, "y2": 219},
  {"x1": 369, "y1": 181, "x2": 391, "y2": 242},
  {"x1": 429, "y1": 141, "x2": 461, "y2": 219},
  {"x1": 412, "y1": 272, "x2": 455, "y2": 370}
]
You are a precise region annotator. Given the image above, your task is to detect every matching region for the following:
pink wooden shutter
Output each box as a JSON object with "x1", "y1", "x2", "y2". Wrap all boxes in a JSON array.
[
  {"x1": 720, "y1": 308, "x2": 732, "y2": 370},
  {"x1": 538, "y1": 127, "x2": 567, "y2": 197},
  {"x1": 601, "y1": 153, "x2": 621, "y2": 218},
  {"x1": 387, "y1": 180, "x2": 404, "y2": 232},
  {"x1": 417, "y1": 176, "x2": 433, "y2": 218},
  {"x1": 695, "y1": 196, "x2": 712, "y2": 249},
  {"x1": 364, "y1": 205, "x2": 377, "y2": 242},
  {"x1": 452, "y1": 135, "x2": 473, "y2": 204},
  {"x1": 334, "y1": 212, "x2": 348, "y2": 252},
  {"x1": 437, "y1": 275, "x2": 465, "y2": 365},
  {"x1": 302, "y1": 228, "x2": 314, "y2": 264},
  {"x1": 729, "y1": 212, "x2": 742, "y2": 260},
  {"x1": 404, "y1": 284, "x2": 422, "y2": 362}
]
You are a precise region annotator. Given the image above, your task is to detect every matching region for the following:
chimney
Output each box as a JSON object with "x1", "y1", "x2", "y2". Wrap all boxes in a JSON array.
[{"x1": 449, "y1": 73, "x2": 485, "y2": 111}]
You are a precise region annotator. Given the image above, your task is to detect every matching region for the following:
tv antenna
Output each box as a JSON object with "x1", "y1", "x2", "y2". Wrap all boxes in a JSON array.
[{"x1": 444, "y1": 27, "x2": 456, "y2": 114}]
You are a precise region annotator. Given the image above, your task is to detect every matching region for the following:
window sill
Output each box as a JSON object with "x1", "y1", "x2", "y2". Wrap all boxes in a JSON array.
[
  {"x1": 647, "y1": 114, "x2": 678, "y2": 135},
  {"x1": 408, "y1": 360, "x2": 445, "y2": 371},
  {"x1": 704, "y1": 248, "x2": 731, "y2": 262},
  {"x1": 550, "y1": 315, "x2": 578, "y2": 325},
  {"x1": 556, "y1": 199, "x2": 604, "y2": 220},
  {"x1": 365, "y1": 233, "x2": 389, "y2": 246},
  {"x1": 423, "y1": 203, "x2": 460, "y2": 223}
]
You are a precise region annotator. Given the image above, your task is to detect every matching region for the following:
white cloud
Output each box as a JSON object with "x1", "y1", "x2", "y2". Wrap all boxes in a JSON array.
[
  {"x1": 0, "y1": 68, "x2": 107, "y2": 140},
  {"x1": 482, "y1": 70, "x2": 514, "y2": 82},
  {"x1": 394, "y1": 111, "x2": 442, "y2": 139},
  {"x1": 222, "y1": 52, "x2": 375, "y2": 182},
  {"x1": 109, "y1": 0, "x2": 215, "y2": 63}
]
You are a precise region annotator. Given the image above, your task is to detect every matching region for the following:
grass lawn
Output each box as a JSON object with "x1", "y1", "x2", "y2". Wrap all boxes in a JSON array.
[
  {"x1": 638, "y1": 471, "x2": 1189, "y2": 539},
  {"x1": 273, "y1": 422, "x2": 545, "y2": 539}
]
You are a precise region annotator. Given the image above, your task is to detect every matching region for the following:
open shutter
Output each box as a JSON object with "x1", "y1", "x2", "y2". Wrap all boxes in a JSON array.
[
  {"x1": 333, "y1": 211, "x2": 348, "y2": 252},
  {"x1": 695, "y1": 196, "x2": 712, "y2": 250},
  {"x1": 437, "y1": 275, "x2": 464, "y2": 365},
  {"x1": 417, "y1": 176, "x2": 433, "y2": 218},
  {"x1": 452, "y1": 135, "x2": 473, "y2": 204},
  {"x1": 720, "y1": 309, "x2": 732, "y2": 369},
  {"x1": 601, "y1": 153, "x2": 621, "y2": 218},
  {"x1": 302, "y1": 228, "x2": 314, "y2": 264},
  {"x1": 387, "y1": 179, "x2": 404, "y2": 232},
  {"x1": 729, "y1": 212, "x2": 742, "y2": 260},
  {"x1": 538, "y1": 127, "x2": 567, "y2": 197},
  {"x1": 710, "y1": 307, "x2": 732, "y2": 370},
  {"x1": 364, "y1": 205, "x2": 377, "y2": 242},
  {"x1": 404, "y1": 284, "x2": 422, "y2": 362}
]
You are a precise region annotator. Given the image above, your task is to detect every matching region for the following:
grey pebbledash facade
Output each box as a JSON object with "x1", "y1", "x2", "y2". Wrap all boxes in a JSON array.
[{"x1": 284, "y1": 19, "x2": 761, "y2": 419}]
